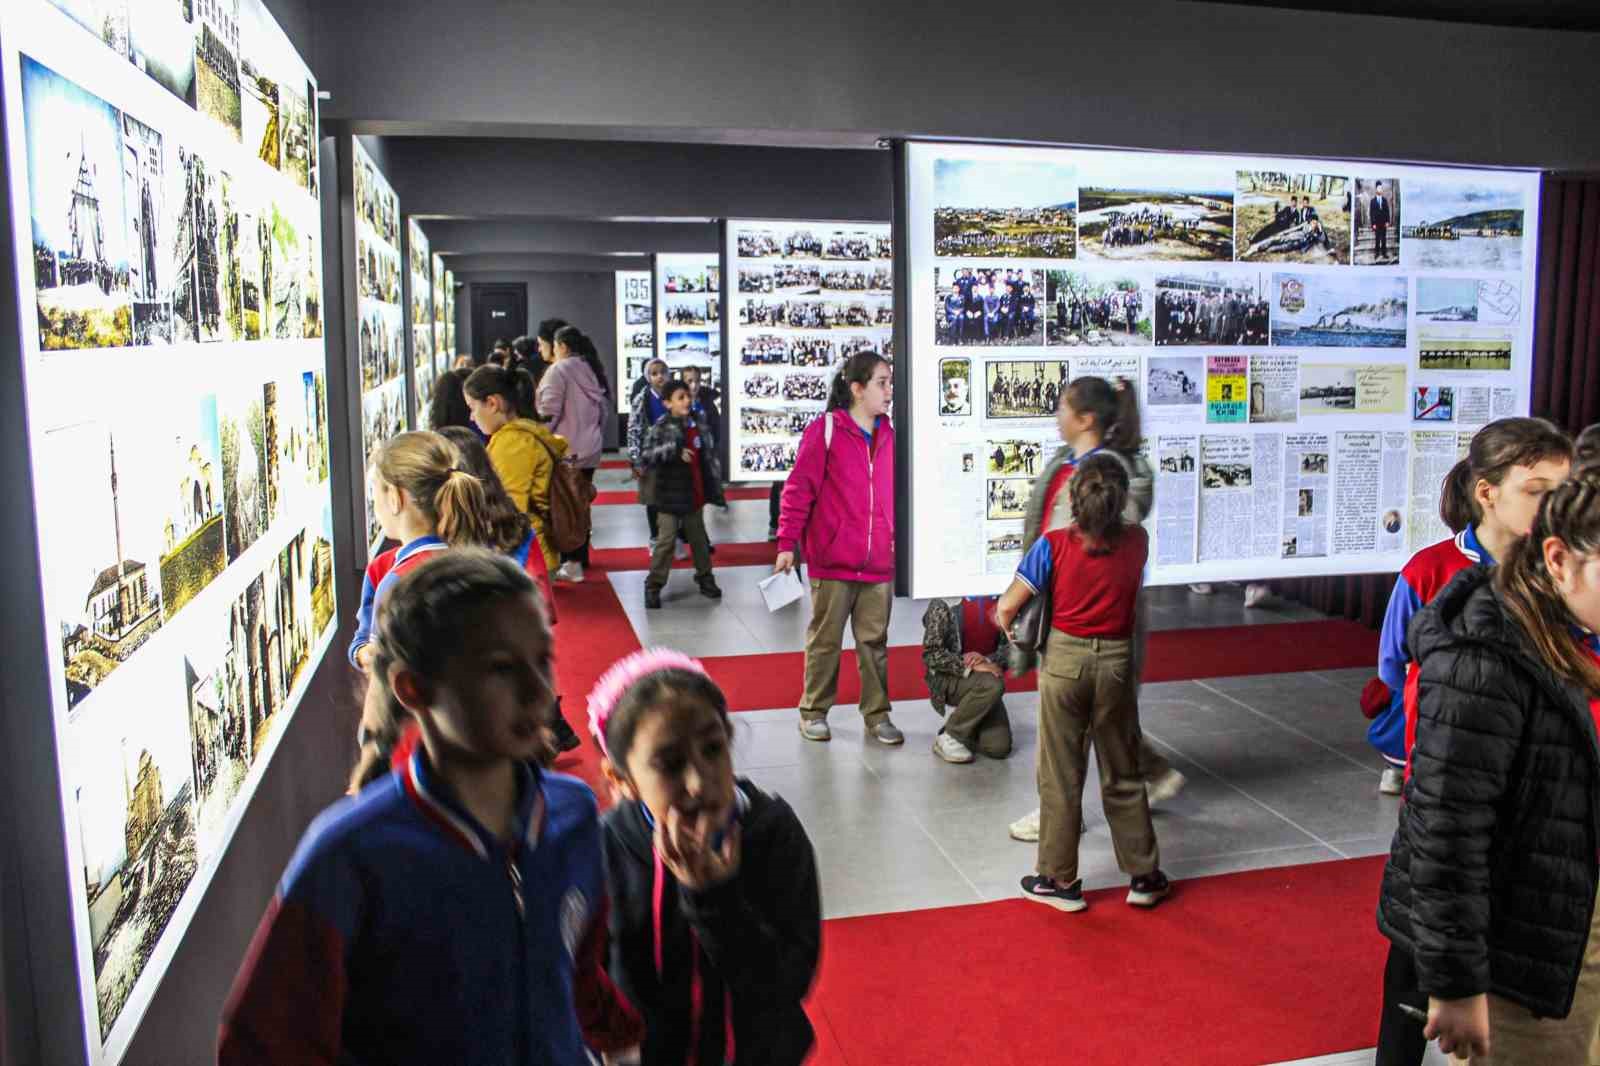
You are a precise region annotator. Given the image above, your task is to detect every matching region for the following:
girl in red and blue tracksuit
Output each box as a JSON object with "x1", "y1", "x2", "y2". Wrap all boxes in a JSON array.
[
  {"x1": 1370, "y1": 417, "x2": 1571, "y2": 1066},
  {"x1": 774, "y1": 353, "x2": 899, "y2": 743},
  {"x1": 220, "y1": 550, "x2": 642, "y2": 1065}
]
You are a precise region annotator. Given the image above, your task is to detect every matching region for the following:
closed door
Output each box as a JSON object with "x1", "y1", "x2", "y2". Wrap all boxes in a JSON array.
[{"x1": 472, "y1": 283, "x2": 527, "y2": 360}]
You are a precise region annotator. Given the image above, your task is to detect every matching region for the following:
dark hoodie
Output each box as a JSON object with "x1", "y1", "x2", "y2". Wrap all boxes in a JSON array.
[
  {"x1": 601, "y1": 779, "x2": 820, "y2": 1066},
  {"x1": 1377, "y1": 565, "x2": 1600, "y2": 1019}
]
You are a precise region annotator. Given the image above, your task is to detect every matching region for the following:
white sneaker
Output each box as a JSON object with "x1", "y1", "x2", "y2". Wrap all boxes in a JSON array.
[
  {"x1": 1009, "y1": 808, "x2": 1041, "y2": 843},
  {"x1": 1146, "y1": 769, "x2": 1187, "y2": 806},
  {"x1": 1243, "y1": 582, "x2": 1270, "y2": 608},
  {"x1": 1189, "y1": 583, "x2": 1215, "y2": 595},
  {"x1": 933, "y1": 734, "x2": 974, "y2": 764},
  {"x1": 554, "y1": 562, "x2": 584, "y2": 583},
  {"x1": 1379, "y1": 767, "x2": 1404, "y2": 795}
]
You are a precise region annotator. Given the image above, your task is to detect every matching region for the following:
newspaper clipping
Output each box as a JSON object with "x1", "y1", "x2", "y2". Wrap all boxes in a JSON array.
[
  {"x1": 1252, "y1": 434, "x2": 1284, "y2": 558},
  {"x1": 1199, "y1": 435, "x2": 1259, "y2": 563},
  {"x1": 1206, "y1": 355, "x2": 1248, "y2": 424},
  {"x1": 1282, "y1": 432, "x2": 1330, "y2": 558},
  {"x1": 1249, "y1": 353, "x2": 1298, "y2": 424},
  {"x1": 1069, "y1": 354, "x2": 1140, "y2": 390},
  {"x1": 1156, "y1": 435, "x2": 1198, "y2": 566},
  {"x1": 1378, "y1": 432, "x2": 1408, "y2": 553},
  {"x1": 1409, "y1": 430, "x2": 1473, "y2": 551},
  {"x1": 1333, "y1": 432, "x2": 1382, "y2": 555}
]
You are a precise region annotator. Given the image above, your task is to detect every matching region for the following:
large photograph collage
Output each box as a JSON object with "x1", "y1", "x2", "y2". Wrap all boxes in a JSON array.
[
  {"x1": 614, "y1": 270, "x2": 654, "y2": 415},
  {"x1": 911, "y1": 146, "x2": 1536, "y2": 597},
  {"x1": 10, "y1": 0, "x2": 337, "y2": 1050},
  {"x1": 654, "y1": 253, "x2": 723, "y2": 396},
  {"x1": 407, "y1": 219, "x2": 435, "y2": 421},
  {"x1": 726, "y1": 222, "x2": 894, "y2": 479},
  {"x1": 431, "y1": 251, "x2": 446, "y2": 359},
  {"x1": 353, "y1": 139, "x2": 405, "y2": 554}
]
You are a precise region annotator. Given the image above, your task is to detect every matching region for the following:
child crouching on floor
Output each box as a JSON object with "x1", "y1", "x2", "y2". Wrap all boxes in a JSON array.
[
  {"x1": 994, "y1": 454, "x2": 1169, "y2": 914},
  {"x1": 592, "y1": 648, "x2": 821, "y2": 1065},
  {"x1": 921, "y1": 596, "x2": 1013, "y2": 764}
]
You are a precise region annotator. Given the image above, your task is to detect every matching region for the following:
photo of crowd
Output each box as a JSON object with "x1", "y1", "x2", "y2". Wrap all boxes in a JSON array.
[
  {"x1": 985, "y1": 359, "x2": 1068, "y2": 418},
  {"x1": 744, "y1": 371, "x2": 780, "y2": 398},
  {"x1": 933, "y1": 158, "x2": 1078, "y2": 258},
  {"x1": 1077, "y1": 184, "x2": 1234, "y2": 262},
  {"x1": 741, "y1": 442, "x2": 799, "y2": 473},
  {"x1": 1046, "y1": 271, "x2": 1150, "y2": 346},
  {"x1": 739, "y1": 267, "x2": 775, "y2": 294},
  {"x1": 742, "y1": 407, "x2": 815, "y2": 437},
  {"x1": 823, "y1": 266, "x2": 892, "y2": 293},
  {"x1": 739, "y1": 299, "x2": 885, "y2": 330},
  {"x1": 935, "y1": 268, "x2": 1045, "y2": 347},
  {"x1": 663, "y1": 296, "x2": 709, "y2": 326},
  {"x1": 987, "y1": 478, "x2": 1033, "y2": 520},
  {"x1": 782, "y1": 372, "x2": 830, "y2": 402},
  {"x1": 1153, "y1": 274, "x2": 1269, "y2": 346}
]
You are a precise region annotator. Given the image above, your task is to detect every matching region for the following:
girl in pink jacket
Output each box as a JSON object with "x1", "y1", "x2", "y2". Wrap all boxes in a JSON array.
[{"x1": 774, "y1": 353, "x2": 902, "y2": 745}]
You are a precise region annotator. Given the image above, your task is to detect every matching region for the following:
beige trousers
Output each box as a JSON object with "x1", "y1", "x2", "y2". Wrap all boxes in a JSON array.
[{"x1": 800, "y1": 579, "x2": 892, "y2": 725}]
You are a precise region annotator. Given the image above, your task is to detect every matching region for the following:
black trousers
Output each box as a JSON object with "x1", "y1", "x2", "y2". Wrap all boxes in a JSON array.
[
  {"x1": 769, "y1": 479, "x2": 784, "y2": 531},
  {"x1": 1375, "y1": 941, "x2": 1428, "y2": 1066},
  {"x1": 560, "y1": 468, "x2": 595, "y2": 566}
]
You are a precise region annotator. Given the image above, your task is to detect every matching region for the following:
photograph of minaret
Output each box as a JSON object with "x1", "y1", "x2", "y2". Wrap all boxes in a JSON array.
[{"x1": 21, "y1": 57, "x2": 134, "y2": 350}]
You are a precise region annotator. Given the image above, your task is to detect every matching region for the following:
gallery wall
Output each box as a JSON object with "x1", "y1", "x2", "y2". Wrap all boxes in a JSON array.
[{"x1": 310, "y1": 1, "x2": 1600, "y2": 172}]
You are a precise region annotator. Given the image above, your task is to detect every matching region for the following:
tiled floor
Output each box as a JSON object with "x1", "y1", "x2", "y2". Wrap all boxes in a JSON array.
[{"x1": 589, "y1": 463, "x2": 1433, "y2": 1065}]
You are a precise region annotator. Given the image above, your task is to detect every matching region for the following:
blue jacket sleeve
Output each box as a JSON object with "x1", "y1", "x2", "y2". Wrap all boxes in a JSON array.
[
  {"x1": 1015, "y1": 536, "x2": 1055, "y2": 595},
  {"x1": 1376, "y1": 574, "x2": 1422, "y2": 693},
  {"x1": 348, "y1": 569, "x2": 379, "y2": 666}
]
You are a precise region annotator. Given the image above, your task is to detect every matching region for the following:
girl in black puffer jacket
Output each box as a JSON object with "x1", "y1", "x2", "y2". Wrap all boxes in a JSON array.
[{"x1": 1378, "y1": 470, "x2": 1600, "y2": 1063}]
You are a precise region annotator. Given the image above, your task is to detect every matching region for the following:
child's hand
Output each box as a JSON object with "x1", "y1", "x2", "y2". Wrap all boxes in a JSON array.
[
  {"x1": 656, "y1": 809, "x2": 741, "y2": 892},
  {"x1": 774, "y1": 551, "x2": 796, "y2": 574},
  {"x1": 962, "y1": 651, "x2": 986, "y2": 670},
  {"x1": 1425, "y1": 994, "x2": 1490, "y2": 1059},
  {"x1": 680, "y1": 448, "x2": 694, "y2": 464},
  {"x1": 603, "y1": 1049, "x2": 642, "y2": 1066}
]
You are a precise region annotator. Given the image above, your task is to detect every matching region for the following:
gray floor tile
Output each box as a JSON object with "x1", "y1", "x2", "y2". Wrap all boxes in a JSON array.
[
  {"x1": 1162, "y1": 843, "x2": 1345, "y2": 884},
  {"x1": 809, "y1": 822, "x2": 980, "y2": 919},
  {"x1": 1156, "y1": 722, "x2": 1372, "y2": 782},
  {"x1": 750, "y1": 759, "x2": 919, "y2": 838},
  {"x1": 1328, "y1": 833, "x2": 1397, "y2": 859},
  {"x1": 1235, "y1": 769, "x2": 1401, "y2": 843}
]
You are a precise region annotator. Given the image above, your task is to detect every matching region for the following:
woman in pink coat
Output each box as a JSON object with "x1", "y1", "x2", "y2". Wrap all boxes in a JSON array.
[{"x1": 774, "y1": 352, "x2": 902, "y2": 745}]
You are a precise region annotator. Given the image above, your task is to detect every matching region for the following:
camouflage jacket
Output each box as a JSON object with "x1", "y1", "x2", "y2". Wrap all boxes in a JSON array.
[{"x1": 921, "y1": 598, "x2": 1010, "y2": 679}]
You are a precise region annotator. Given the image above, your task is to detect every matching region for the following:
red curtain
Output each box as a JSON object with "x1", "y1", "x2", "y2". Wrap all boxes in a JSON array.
[{"x1": 1282, "y1": 174, "x2": 1600, "y2": 629}]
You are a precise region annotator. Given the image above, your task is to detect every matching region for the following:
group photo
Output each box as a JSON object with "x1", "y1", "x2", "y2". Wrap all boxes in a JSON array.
[
  {"x1": 1153, "y1": 274, "x2": 1269, "y2": 345},
  {"x1": 1045, "y1": 270, "x2": 1150, "y2": 346},
  {"x1": 935, "y1": 267, "x2": 1045, "y2": 346},
  {"x1": 985, "y1": 359, "x2": 1068, "y2": 418}
]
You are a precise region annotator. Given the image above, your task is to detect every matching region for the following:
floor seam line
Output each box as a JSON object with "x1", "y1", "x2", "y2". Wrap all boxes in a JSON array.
[{"x1": 1193, "y1": 678, "x2": 1380, "y2": 775}]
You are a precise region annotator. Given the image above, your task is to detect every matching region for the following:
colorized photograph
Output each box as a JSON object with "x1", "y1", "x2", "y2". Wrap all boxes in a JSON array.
[
  {"x1": 158, "y1": 395, "x2": 226, "y2": 620},
  {"x1": 934, "y1": 268, "x2": 1044, "y2": 346},
  {"x1": 1353, "y1": 178, "x2": 1400, "y2": 265},
  {"x1": 1403, "y1": 180, "x2": 1525, "y2": 271},
  {"x1": 1271, "y1": 273, "x2": 1407, "y2": 349},
  {"x1": 1235, "y1": 171, "x2": 1350, "y2": 264},
  {"x1": 933, "y1": 158, "x2": 1077, "y2": 258},
  {"x1": 1046, "y1": 270, "x2": 1149, "y2": 346}
]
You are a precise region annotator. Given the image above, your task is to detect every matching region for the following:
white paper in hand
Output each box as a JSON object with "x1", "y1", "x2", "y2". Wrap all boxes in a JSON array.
[{"x1": 759, "y1": 569, "x2": 805, "y2": 613}]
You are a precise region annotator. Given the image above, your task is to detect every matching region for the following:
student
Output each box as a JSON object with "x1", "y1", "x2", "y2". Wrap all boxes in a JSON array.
[
  {"x1": 219, "y1": 551, "x2": 643, "y2": 1065},
  {"x1": 638, "y1": 381, "x2": 723, "y2": 609},
  {"x1": 995, "y1": 455, "x2": 1169, "y2": 913},
  {"x1": 539, "y1": 325, "x2": 610, "y2": 582},
  {"x1": 628, "y1": 357, "x2": 674, "y2": 542},
  {"x1": 921, "y1": 596, "x2": 1012, "y2": 764},
  {"x1": 774, "y1": 353, "x2": 902, "y2": 745},
  {"x1": 1007, "y1": 376, "x2": 1183, "y2": 845},
  {"x1": 680, "y1": 365, "x2": 724, "y2": 459},
  {"x1": 1370, "y1": 417, "x2": 1571, "y2": 1066},
  {"x1": 590, "y1": 648, "x2": 821, "y2": 1066},
  {"x1": 427, "y1": 367, "x2": 475, "y2": 433},
  {"x1": 1377, "y1": 470, "x2": 1600, "y2": 1064},
  {"x1": 1575, "y1": 422, "x2": 1600, "y2": 470},
  {"x1": 348, "y1": 431, "x2": 492, "y2": 671},
  {"x1": 464, "y1": 364, "x2": 569, "y2": 572}
]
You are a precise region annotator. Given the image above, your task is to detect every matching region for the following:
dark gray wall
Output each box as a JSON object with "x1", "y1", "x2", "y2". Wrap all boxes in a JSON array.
[
  {"x1": 316, "y1": 0, "x2": 1600, "y2": 172},
  {"x1": 423, "y1": 220, "x2": 716, "y2": 257}
]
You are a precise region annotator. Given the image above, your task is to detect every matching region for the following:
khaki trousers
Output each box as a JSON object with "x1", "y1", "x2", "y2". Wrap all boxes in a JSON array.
[
  {"x1": 1036, "y1": 630, "x2": 1159, "y2": 883},
  {"x1": 800, "y1": 578, "x2": 892, "y2": 725},
  {"x1": 1457, "y1": 885, "x2": 1600, "y2": 1066},
  {"x1": 930, "y1": 670, "x2": 1012, "y2": 757},
  {"x1": 646, "y1": 509, "x2": 711, "y2": 590}
]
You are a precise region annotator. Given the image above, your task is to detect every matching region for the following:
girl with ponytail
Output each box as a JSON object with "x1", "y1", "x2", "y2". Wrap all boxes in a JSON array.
[
  {"x1": 774, "y1": 352, "x2": 902, "y2": 745},
  {"x1": 465, "y1": 364, "x2": 571, "y2": 571},
  {"x1": 1377, "y1": 469, "x2": 1600, "y2": 1063},
  {"x1": 1369, "y1": 416, "x2": 1570, "y2": 1065},
  {"x1": 994, "y1": 454, "x2": 1169, "y2": 914}
]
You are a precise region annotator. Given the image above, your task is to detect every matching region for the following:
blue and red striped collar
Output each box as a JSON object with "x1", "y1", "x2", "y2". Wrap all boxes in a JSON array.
[
  {"x1": 402, "y1": 749, "x2": 546, "y2": 861},
  {"x1": 395, "y1": 534, "x2": 450, "y2": 566},
  {"x1": 1455, "y1": 524, "x2": 1493, "y2": 566}
]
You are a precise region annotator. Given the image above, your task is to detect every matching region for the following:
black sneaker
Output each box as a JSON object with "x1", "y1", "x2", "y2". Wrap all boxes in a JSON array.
[
  {"x1": 697, "y1": 577, "x2": 722, "y2": 599},
  {"x1": 645, "y1": 587, "x2": 662, "y2": 609},
  {"x1": 1127, "y1": 870, "x2": 1171, "y2": 907},
  {"x1": 1020, "y1": 875, "x2": 1086, "y2": 913}
]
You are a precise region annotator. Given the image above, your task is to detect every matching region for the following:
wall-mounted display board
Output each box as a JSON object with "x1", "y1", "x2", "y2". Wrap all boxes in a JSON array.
[
  {"x1": 407, "y1": 218, "x2": 434, "y2": 424},
  {"x1": 615, "y1": 269, "x2": 654, "y2": 413},
  {"x1": 900, "y1": 141, "x2": 1539, "y2": 599},
  {"x1": 0, "y1": 1, "x2": 336, "y2": 1059},
  {"x1": 351, "y1": 138, "x2": 402, "y2": 556},
  {"x1": 654, "y1": 252, "x2": 722, "y2": 392},
  {"x1": 724, "y1": 221, "x2": 893, "y2": 480},
  {"x1": 431, "y1": 250, "x2": 446, "y2": 361},
  {"x1": 442, "y1": 265, "x2": 456, "y2": 355}
]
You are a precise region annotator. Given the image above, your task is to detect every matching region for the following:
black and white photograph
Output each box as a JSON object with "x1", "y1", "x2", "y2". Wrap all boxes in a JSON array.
[
  {"x1": 624, "y1": 301, "x2": 652, "y2": 325},
  {"x1": 782, "y1": 372, "x2": 830, "y2": 403},
  {"x1": 120, "y1": 109, "x2": 173, "y2": 346},
  {"x1": 742, "y1": 407, "x2": 813, "y2": 438},
  {"x1": 987, "y1": 439, "x2": 1045, "y2": 476},
  {"x1": 1202, "y1": 461, "x2": 1252, "y2": 488},
  {"x1": 1147, "y1": 355, "x2": 1204, "y2": 407},
  {"x1": 934, "y1": 158, "x2": 1077, "y2": 258},
  {"x1": 195, "y1": 0, "x2": 243, "y2": 142},
  {"x1": 23, "y1": 57, "x2": 134, "y2": 350},
  {"x1": 158, "y1": 395, "x2": 227, "y2": 620},
  {"x1": 175, "y1": 146, "x2": 229, "y2": 343},
  {"x1": 743, "y1": 371, "x2": 780, "y2": 399},
  {"x1": 185, "y1": 621, "x2": 251, "y2": 860},
  {"x1": 1300, "y1": 451, "x2": 1329, "y2": 475},
  {"x1": 218, "y1": 383, "x2": 268, "y2": 563},
  {"x1": 985, "y1": 359, "x2": 1068, "y2": 419},
  {"x1": 1353, "y1": 178, "x2": 1400, "y2": 265},
  {"x1": 41, "y1": 421, "x2": 166, "y2": 710},
  {"x1": 1158, "y1": 439, "x2": 1196, "y2": 473},
  {"x1": 1299, "y1": 365, "x2": 1358, "y2": 413},
  {"x1": 1154, "y1": 273, "x2": 1269, "y2": 345},
  {"x1": 939, "y1": 357, "x2": 971, "y2": 416},
  {"x1": 1046, "y1": 271, "x2": 1149, "y2": 346},
  {"x1": 130, "y1": 0, "x2": 197, "y2": 106},
  {"x1": 1417, "y1": 334, "x2": 1513, "y2": 371},
  {"x1": 935, "y1": 268, "x2": 1045, "y2": 346},
  {"x1": 986, "y1": 478, "x2": 1033, "y2": 520},
  {"x1": 741, "y1": 442, "x2": 798, "y2": 474},
  {"x1": 1234, "y1": 171, "x2": 1350, "y2": 264},
  {"x1": 236, "y1": 184, "x2": 268, "y2": 340},
  {"x1": 47, "y1": 1, "x2": 130, "y2": 55}
]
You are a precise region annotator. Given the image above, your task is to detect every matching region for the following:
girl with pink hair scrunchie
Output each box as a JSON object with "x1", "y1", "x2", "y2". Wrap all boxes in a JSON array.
[{"x1": 588, "y1": 648, "x2": 823, "y2": 1066}]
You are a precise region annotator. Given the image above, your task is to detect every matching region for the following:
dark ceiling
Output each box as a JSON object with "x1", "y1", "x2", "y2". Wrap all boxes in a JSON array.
[{"x1": 1203, "y1": 0, "x2": 1600, "y2": 31}]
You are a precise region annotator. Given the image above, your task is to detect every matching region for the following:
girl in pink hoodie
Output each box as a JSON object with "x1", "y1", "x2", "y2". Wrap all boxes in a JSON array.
[{"x1": 774, "y1": 353, "x2": 902, "y2": 745}]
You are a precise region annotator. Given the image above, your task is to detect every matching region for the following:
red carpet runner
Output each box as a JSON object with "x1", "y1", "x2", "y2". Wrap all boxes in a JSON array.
[
  {"x1": 593, "y1": 485, "x2": 771, "y2": 505},
  {"x1": 807, "y1": 856, "x2": 1388, "y2": 1065}
]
